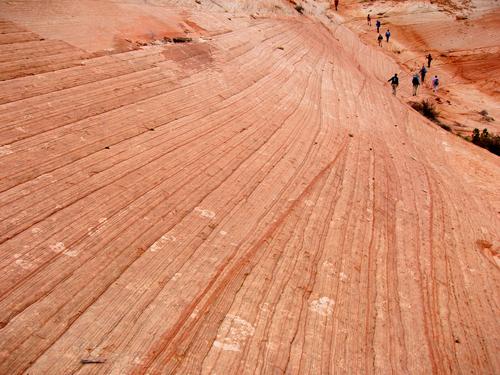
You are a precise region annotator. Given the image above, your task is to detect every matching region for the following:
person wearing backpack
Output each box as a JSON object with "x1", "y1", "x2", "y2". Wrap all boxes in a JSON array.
[
  {"x1": 376, "y1": 19, "x2": 381, "y2": 33},
  {"x1": 412, "y1": 73, "x2": 420, "y2": 96},
  {"x1": 419, "y1": 64, "x2": 427, "y2": 83},
  {"x1": 388, "y1": 73, "x2": 399, "y2": 95},
  {"x1": 426, "y1": 53, "x2": 433, "y2": 68},
  {"x1": 377, "y1": 34, "x2": 383, "y2": 47},
  {"x1": 432, "y1": 75, "x2": 439, "y2": 92},
  {"x1": 367, "y1": 14, "x2": 372, "y2": 26}
]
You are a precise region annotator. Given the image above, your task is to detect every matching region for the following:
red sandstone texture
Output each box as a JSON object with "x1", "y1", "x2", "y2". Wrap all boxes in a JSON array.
[{"x1": 0, "y1": 1, "x2": 498, "y2": 374}]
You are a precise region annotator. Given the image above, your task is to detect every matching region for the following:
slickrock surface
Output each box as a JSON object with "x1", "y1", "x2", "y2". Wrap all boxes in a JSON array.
[
  {"x1": 0, "y1": 1, "x2": 498, "y2": 374},
  {"x1": 336, "y1": 0, "x2": 500, "y2": 134}
]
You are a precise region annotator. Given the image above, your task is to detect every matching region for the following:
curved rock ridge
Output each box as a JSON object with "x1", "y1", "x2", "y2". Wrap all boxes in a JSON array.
[{"x1": 0, "y1": 1, "x2": 498, "y2": 374}]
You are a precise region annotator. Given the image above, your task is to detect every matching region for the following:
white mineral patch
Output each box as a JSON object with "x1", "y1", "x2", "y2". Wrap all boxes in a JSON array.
[
  {"x1": 310, "y1": 296, "x2": 335, "y2": 316},
  {"x1": 149, "y1": 234, "x2": 176, "y2": 252},
  {"x1": 219, "y1": 230, "x2": 227, "y2": 236},
  {"x1": 0, "y1": 145, "x2": 13, "y2": 156},
  {"x1": 16, "y1": 259, "x2": 34, "y2": 270},
  {"x1": 322, "y1": 260, "x2": 334, "y2": 269},
  {"x1": 63, "y1": 249, "x2": 79, "y2": 257},
  {"x1": 194, "y1": 207, "x2": 216, "y2": 219},
  {"x1": 172, "y1": 272, "x2": 181, "y2": 281},
  {"x1": 304, "y1": 199, "x2": 314, "y2": 207},
  {"x1": 213, "y1": 340, "x2": 240, "y2": 352},
  {"x1": 213, "y1": 314, "x2": 255, "y2": 352},
  {"x1": 50, "y1": 242, "x2": 65, "y2": 253},
  {"x1": 442, "y1": 141, "x2": 451, "y2": 152},
  {"x1": 31, "y1": 227, "x2": 42, "y2": 234}
]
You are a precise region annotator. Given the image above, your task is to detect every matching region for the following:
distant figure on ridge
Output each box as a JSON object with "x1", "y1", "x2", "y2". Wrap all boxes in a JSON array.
[
  {"x1": 334, "y1": 0, "x2": 339, "y2": 11},
  {"x1": 376, "y1": 19, "x2": 381, "y2": 33},
  {"x1": 426, "y1": 53, "x2": 433, "y2": 68},
  {"x1": 388, "y1": 73, "x2": 399, "y2": 95},
  {"x1": 385, "y1": 29, "x2": 391, "y2": 42},
  {"x1": 377, "y1": 34, "x2": 383, "y2": 46},
  {"x1": 432, "y1": 75, "x2": 439, "y2": 92},
  {"x1": 367, "y1": 14, "x2": 372, "y2": 26},
  {"x1": 412, "y1": 73, "x2": 420, "y2": 96},
  {"x1": 420, "y1": 64, "x2": 427, "y2": 83}
]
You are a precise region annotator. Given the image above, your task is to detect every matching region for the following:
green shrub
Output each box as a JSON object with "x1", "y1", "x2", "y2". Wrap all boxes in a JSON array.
[
  {"x1": 421, "y1": 100, "x2": 439, "y2": 120},
  {"x1": 471, "y1": 128, "x2": 500, "y2": 156},
  {"x1": 410, "y1": 100, "x2": 440, "y2": 122}
]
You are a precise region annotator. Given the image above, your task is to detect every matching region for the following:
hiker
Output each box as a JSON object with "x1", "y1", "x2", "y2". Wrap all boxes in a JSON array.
[
  {"x1": 377, "y1": 34, "x2": 383, "y2": 47},
  {"x1": 420, "y1": 64, "x2": 427, "y2": 83},
  {"x1": 432, "y1": 75, "x2": 439, "y2": 92},
  {"x1": 388, "y1": 73, "x2": 399, "y2": 95},
  {"x1": 334, "y1": 0, "x2": 339, "y2": 11},
  {"x1": 376, "y1": 19, "x2": 381, "y2": 33},
  {"x1": 367, "y1": 14, "x2": 372, "y2": 26},
  {"x1": 412, "y1": 73, "x2": 420, "y2": 96},
  {"x1": 385, "y1": 29, "x2": 391, "y2": 42},
  {"x1": 426, "y1": 53, "x2": 433, "y2": 67}
]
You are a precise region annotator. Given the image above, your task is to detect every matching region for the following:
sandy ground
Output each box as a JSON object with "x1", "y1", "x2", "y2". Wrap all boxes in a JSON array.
[{"x1": 0, "y1": 0, "x2": 499, "y2": 374}]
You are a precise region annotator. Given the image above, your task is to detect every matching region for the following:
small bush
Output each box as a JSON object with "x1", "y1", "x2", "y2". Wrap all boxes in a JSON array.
[
  {"x1": 438, "y1": 123, "x2": 451, "y2": 132},
  {"x1": 479, "y1": 110, "x2": 495, "y2": 122},
  {"x1": 295, "y1": 4, "x2": 304, "y2": 14},
  {"x1": 471, "y1": 128, "x2": 500, "y2": 156},
  {"x1": 421, "y1": 100, "x2": 439, "y2": 120},
  {"x1": 410, "y1": 100, "x2": 439, "y2": 121}
]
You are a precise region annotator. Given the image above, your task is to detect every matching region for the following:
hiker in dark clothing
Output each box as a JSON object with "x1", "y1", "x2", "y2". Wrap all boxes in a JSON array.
[
  {"x1": 334, "y1": 0, "x2": 339, "y2": 11},
  {"x1": 432, "y1": 75, "x2": 439, "y2": 92},
  {"x1": 388, "y1": 73, "x2": 399, "y2": 95},
  {"x1": 420, "y1": 64, "x2": 427, "y2": 83},
  {"x1": 426, "y1": 53, "x2": 433, "y2": 68},
  {"x1": 367, "y1": 14, "x2": 372, "y2": 26},
  {"x1": 412, "y1": 73, "x2": 420, "y2": 96},
  {"x1": 385, "y1": 29, "x2": 391, "y2": 42},
  {"x1": 376, "y1": 20, "x2": 381, "y2": 33},
  {"x1": 377, "y1": 34, "x2": 383, "y2": 47}
]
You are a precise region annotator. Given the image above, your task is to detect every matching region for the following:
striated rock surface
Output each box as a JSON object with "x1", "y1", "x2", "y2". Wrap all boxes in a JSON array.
[{"x1": 0, "y1": 1, "x2": 498, "y2": 374}]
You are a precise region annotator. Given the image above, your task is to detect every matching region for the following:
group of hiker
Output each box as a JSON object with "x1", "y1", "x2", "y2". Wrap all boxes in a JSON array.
[
  {"x1": 388, "y1": 54, "x2": 440, "y2": 96},
  {"x1": 367, "y1": 14, "x2": 391, "y2": 47},
  {"x1": 368, "y1": 14, "x2": 441, "y2": 96}
]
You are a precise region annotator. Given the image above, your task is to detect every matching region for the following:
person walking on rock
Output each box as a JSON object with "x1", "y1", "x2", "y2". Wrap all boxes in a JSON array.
[
  {"x1": 432, "y1": 75, "x2": 439, "y2": 92},
  {"x1": 412, "y1": 73, "x2": 420, "y2": 96},
  {"x1": 426, "y1": 53, "x2": 433, "y2": 68},
  {"x1": 420, "y1": 64, "x2": 427, "y2": 83},
  {"x1": 385, "y1": 29, "x2": 391, "y2": 42},
  {"x1": 376, "y1": 19, "x2": 381, "y2": 33},
  {"x1": 388, "y1": 73, "x2": 399, "y2": 95},
  {"x1": 367, "y1": 14, "x2": 372, "y2": 26},
  {"x1": 377, "y1": 33, "x2": 383, "y2": 46},
  {"x1": 334, "y1": 0, "x2": 339, "y2": 11}
]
